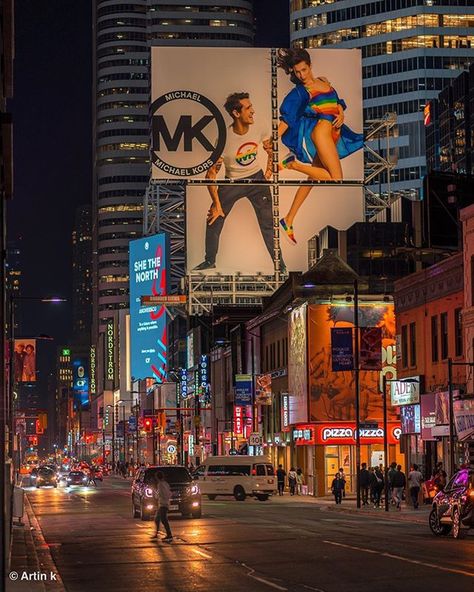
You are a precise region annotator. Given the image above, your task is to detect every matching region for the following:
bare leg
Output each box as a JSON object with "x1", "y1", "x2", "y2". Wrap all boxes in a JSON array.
[
  {"x1": 284, "y1": 185, "x2": 312, "y2": 227},
  {"x1": 312, "y1": 120, "x2": 343, "y2": 180},
  {"x1": 286, "y1": 160, "x2": 331, "y2": 181}
]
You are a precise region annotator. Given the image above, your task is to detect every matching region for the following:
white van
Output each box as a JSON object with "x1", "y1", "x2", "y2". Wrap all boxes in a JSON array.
[{"x1": 193, "y1": 455, "x2": 276, "y2": 501}]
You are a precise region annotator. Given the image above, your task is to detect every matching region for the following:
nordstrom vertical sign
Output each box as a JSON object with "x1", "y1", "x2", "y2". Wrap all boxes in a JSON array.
[
  {"x1": 89, "y1": 345, "x2": 97, "y2": 395},
  {"x1": 106, "y1": 321, "x2": 116, "y2": 385}
]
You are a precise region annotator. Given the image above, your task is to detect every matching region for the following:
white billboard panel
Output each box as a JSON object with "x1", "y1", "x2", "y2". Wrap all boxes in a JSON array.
[{"x1": 151, "y1": 48, "x2": 364, "y2": 274}]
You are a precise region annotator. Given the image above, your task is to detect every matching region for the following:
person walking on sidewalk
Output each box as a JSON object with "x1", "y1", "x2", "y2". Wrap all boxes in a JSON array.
[
  {"x1": 360, "y1": 463, "x2": 370, "y2": 506},
  {"x1": 151, "y1": 471, "x2": 173, "y2": 543},
  {"x1": 288, "y1": 467, "x2": 297, "y2": 496},
  {"x1": 408, "y1": 464, "x2": 423, "y2": 509},
  {"x1": 296, "y1": 468, "x2": 304, "y2": 495},
  {"x1": 387, "y1": 461, "x2": 398, "y2": 504},
  {"x1": 331, "y1": 472, "x2": 345, "y2": 504},
  {"x1": 276, "y1": 464, "x2": 286, "y2": 496},
  {"x1": 391, "y1": 464, "x2": 406, "y2": 511},
  {"x1": 372, "y1": 467, "x2": 384, "y2": 508},
  {"x1": 339, "y1": 467, "x2": 347, "y2": 497}
]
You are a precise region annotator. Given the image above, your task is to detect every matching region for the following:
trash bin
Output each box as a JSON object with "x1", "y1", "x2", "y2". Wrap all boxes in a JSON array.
[{"x1": 12, "y1": 485, "x2": 24, "y2": 524}]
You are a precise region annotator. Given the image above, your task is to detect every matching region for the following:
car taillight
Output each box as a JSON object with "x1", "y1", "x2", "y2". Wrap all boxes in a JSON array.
[{"x1": 252, "y1": 469, "x2": 256, "y2": 476}]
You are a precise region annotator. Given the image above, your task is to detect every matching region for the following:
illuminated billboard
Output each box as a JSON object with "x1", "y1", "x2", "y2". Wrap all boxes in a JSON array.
[
  {"x1": 129, "y1": 234, "x2": 169, "y2": 382},
  {"x1": 308, "y1": 303, "x2": 397, "y2": 422},
  {"x1": 72, "y1": 357, "x2": 89, "y2": 410},
  {"x1": 151, "y1": 47, "x2": 364, "y2": 275},
  {"x1": 14, "y1": 339, "x2": 36, "y2": 383}
]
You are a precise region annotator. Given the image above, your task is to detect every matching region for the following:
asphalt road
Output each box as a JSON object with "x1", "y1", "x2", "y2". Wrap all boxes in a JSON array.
[{"x1": 7, "y1": 477, "x2": 474, "y2": 592}]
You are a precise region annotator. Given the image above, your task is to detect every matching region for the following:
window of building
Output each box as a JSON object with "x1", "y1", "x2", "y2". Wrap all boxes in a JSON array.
[
  {"x1": 455, "y1": 308, "x2": 463, "y2": 357},
  {"x1": 440, "y1": 312, "x2": 448, "y2": 359},
  {"x1": 409, "y1": 322, "x2": 416, "y2": 367},
  {"x1": 431, "y1": 315, "x2": 439, "y2": 362},
  {"x1": 401, "y1": 325, "x2": 408, "y2": 368}
]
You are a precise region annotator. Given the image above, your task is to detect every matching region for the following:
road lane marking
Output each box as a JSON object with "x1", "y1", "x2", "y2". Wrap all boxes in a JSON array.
[
  {"x1": 192, "y1": 548, "x2": 212, "y2": 560},
  {"x1": 248, "y1": 575, "x2": 287, "y2": 591},
  {"x1": 303, "y1": 586, "x2": 327, "y2": 592},
  {"x1": 323, "y1": 540, "x2": 474, "y2": 578}
]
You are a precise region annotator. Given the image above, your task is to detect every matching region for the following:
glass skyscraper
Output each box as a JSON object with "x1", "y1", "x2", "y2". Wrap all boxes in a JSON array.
[
  {"x1": 93, "y1": 1, "x2": 254, "y2": 336},
  {"x1": 289, "y1": 0, "x2": 474, "y2": 199}
]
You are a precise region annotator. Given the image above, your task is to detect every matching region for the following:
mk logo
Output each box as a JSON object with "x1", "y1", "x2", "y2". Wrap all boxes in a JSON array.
[
  {"x1": 153, "y1": 115, "x2": 215, "y2": 152},
  {"x1": 151, "y1": 90, "x2": 226, "y2": 177}
]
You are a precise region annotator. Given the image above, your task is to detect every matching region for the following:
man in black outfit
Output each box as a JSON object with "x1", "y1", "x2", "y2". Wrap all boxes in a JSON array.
[
  {"x1": 276, "y1": 464, "x2": 286, "y2": 496},
  {"x1": 360, "y1": 462, "x2": 370, "y2": 506}
]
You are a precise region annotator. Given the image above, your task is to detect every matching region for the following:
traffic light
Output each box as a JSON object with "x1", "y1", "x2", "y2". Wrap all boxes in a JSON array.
[
  {"x1": 36, "y1": 419, "x2": 44, "y2": 435},
  {"x1": 144, "y1": 417, "x2": 152, "y2": 432}
]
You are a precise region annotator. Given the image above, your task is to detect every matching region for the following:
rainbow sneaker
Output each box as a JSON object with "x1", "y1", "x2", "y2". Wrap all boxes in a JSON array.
[
  {"x1": 279, "y1": 153, "x2": 296, "y2": 170},
  {"x1": 280, "y1": 218, "x2": 297, "y2": 245}
]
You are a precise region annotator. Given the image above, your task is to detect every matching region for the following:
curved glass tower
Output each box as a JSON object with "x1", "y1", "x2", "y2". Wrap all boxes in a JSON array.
[
  {"x1": 289, "y1": 0, "x2": 474, "y2": 199},
  {"x1": 93, "y1": 0, "x2": 254, "y2": 335}
]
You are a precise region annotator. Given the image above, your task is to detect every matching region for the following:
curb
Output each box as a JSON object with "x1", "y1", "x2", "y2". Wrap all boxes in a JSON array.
[
  {"x1": 324, "y1": 504, "x2": 428, "y2": 524},
  {"x1": 7, "y1": 497, "x2": 65, "y2": 591}
]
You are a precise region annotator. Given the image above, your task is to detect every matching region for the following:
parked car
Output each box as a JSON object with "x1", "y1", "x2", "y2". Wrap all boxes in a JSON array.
[
  {"x1": 193, "y1": 456, "x2": 276, "y2": 501},
  {"x1": 429, "y1": 468, "x2": 474, "y2": 539},
  {"x1": 29, "y1": 467, "x2": 39, "y2": 486},
  {"x1": 66, "y1": 470, "x2": 89, "y2": 487},
  {"x1": 132, "y1": 466, "x2": 201, "y2": 521},
  {"x1": 36, "y1": 467, "x2": 58, "y2": 488}
]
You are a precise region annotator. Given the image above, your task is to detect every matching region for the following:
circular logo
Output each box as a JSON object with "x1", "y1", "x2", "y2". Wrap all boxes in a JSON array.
[
  {"x1": 236, "y1": 141, "x2": 258, "y2": 167},
  {"x1": 145, "y1": 241, "x2": 149, "y2": 251},
  {"x1": 151, "y1": 90, "x2": 227, "y2": 177}
]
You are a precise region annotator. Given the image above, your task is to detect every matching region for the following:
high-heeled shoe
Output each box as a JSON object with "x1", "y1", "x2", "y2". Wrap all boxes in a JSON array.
[{"x1": 280, "y1": 218, "x2": 297, "y2": 245}]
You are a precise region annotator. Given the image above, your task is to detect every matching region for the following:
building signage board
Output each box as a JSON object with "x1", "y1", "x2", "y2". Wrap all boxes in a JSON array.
[
  {"x1": 72, "y1": 357, "x2": 89, "y2": 410},
  {"x1": 289, "y1": 304, "x2": 308, "y2": 423},
  {"x1": 331, "y1": 328, "x2": 353, "y2": 371},
  {"x1": 359, "y1": 327, "x2": 382, "y2": 371},
  {"x1": 421, "y1": 393, "x2": 436, "y2": 441},
  {"x1": 293, "y1": 422, "x2": 401, "y2": 446},
  {"x1": 390, "y1": 377, "x2": 420, "y2": 406},
  {"x1": 234, "y1": 406, "x2": 243, "y2": 436},
  {"x1": 198, "y1": 354, "x2": 211, "y2": 408},
  {"x1": 179, "y1": 368, "x2": 188, "y2": 400},
  {"x1": 129, "y1": 233, "x2": 169, "y2": 382},
  {"x1": 89, "y1": 345, "x2": 97, "y2": 396},
  {"x1": 255, "y1": 373, "x2": 272, "y2": 406},
  {"x1": 235, "y1": 374, "x2": 253, "y2": 406},
  {"x1": 281, "y1": 393, "x2": 290, "y2": 430},
  {"x1": 400, "y1": 404, "x2": 421, "y2": 434},
  {"x1": 453, "y1": 399, "x2": 474, "y2": 441},
  {"x1": 14, "y1": 339, "x2": 36, "y2": 383},
  {"x1": 106, "y1": 321, "x2": 116, "y2": 385}
]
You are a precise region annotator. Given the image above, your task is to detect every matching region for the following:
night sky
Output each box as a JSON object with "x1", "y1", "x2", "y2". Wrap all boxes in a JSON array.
[{"x1": 9, "y1": 0, "x2": 289, "y2": 345}]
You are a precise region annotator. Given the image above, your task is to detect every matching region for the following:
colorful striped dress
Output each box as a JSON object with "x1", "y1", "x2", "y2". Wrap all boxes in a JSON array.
[{"x1": 279, "y1": 82, "x2": 364, "y2": 164}]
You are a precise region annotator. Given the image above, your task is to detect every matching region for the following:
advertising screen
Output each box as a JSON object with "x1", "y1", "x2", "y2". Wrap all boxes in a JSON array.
[
  {"x1": 14, "y1": 339, "x2": 36, "y2": 383},
  {"x1": 308, "y1": 303, "x2": 397, "y2": 422},
  {"x1": 129, "y1": 234, "x2": 169, "y2": 382},
  {"x1": 151, "y1": 47, "x2": 364, "y2": 275},
  {"x1": 400, "y1": 404, "x2": 421, "y2": 434},
  {"x1": 72, "y1": 357, "x2": 89, "y2": 410},
  {"x1": 288, "y1": 304, "x2": 308, "y2": 424}
]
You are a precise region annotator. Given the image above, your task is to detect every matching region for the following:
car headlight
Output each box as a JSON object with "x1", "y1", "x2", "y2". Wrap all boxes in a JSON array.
[
  {"x1": 144, "y1": 487, "x2": 154, "y2": 498},
  {"x1": 83, "y1": 477, "x2": 88, "y2": 482},
  {"x1": 67, "y1": 478, "x2": 71, "y2": 482},
  {"x1": 189, "y1": 484, "x2": 199, "y2": 495}
]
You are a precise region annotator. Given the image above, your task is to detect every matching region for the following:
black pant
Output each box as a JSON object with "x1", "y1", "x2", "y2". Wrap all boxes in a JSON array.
[
  {"x1": 361, "y1": 486, "x2": 369, "y2": 505},
  {"x1": 372, "y1": 487, "x2": 382, "y2": 507},
  {"x1": 277, "y1": 481, "x2": 284, "y2": 495},
  {"x1": 410, "y1": 486, "x2": 420, "y2": 508},
  {"x1": 204, "y1": 171, "x2": 274, "y2": 264},
  {"x1": 334, "y1": 490, "x2": 342, "y2": 504},
  {"x1": 154, "y1": 506, "x2": 172, "y2": 538}
]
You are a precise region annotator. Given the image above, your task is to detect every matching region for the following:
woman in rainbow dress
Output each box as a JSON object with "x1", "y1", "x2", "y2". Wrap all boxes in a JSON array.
[{"x1": 277, "y1": 48, "x2": 363, "y2": 244}]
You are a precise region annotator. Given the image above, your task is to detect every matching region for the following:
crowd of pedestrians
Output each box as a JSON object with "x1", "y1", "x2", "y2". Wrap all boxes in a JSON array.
[{"x1": 276, "y1": 465, "x2": 306, "y2": 495}]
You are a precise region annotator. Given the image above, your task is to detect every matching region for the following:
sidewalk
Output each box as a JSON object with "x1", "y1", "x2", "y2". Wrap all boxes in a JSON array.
[
  {"x1": 7, "y1": 496, "x2": 63, "y2": 592},
  {"x1": 268, "y1": 492, "x2": 431, "y2": 524}
]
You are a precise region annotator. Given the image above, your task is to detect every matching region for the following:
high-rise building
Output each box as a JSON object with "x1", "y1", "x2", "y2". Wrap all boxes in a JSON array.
[
  {"x1": 289, "y1": 1, "x2": 474, "y2": 199},
  {"x1": 6, "y1": 241, "x2": 22, "y2": 331},
  {"x1": 72, "y1": 205, "x2": 93, "y2": 343},
  {"x1": 92, "y1": 0, "x2": 255, "y2": 338}
]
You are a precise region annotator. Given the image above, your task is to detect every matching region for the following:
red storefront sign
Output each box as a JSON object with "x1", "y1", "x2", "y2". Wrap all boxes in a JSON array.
[
  {"x1": 293, "y1": 422, "x2": 401, "y2": 445},
  {"x1": 234, "y1": 406, "x2": 243, "y2": 435}
]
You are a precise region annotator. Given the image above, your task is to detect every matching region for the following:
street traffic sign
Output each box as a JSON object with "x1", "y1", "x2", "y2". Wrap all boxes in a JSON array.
[{"x1": 249, "y1": 433, "x2": 262, "y2": 446}]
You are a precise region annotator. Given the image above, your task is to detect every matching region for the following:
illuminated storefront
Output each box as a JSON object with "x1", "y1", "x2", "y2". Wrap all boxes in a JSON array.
[{"x1": 293, "y1": 422, "x2": 403, "y2": 495}]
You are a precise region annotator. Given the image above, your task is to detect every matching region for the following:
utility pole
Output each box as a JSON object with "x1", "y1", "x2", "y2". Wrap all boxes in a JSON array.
[
  {"x1": 354, "y1": 279, "x2": 361, "y2": 509},
  {"x1": 382, "y1": 374, "x2": 389, "y2": 512}
]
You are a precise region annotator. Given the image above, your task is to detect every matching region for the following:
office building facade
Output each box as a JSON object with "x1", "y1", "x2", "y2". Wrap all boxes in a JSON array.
[
  {"x1": 92, "y1": 0, "x2": 254, "y2": 338},
  {"x1": 290, "y1": 0, "x2": 474, "y2": 198},
  {"x1": 72, "y1": 205, "x2": 93, "y2": 343}
]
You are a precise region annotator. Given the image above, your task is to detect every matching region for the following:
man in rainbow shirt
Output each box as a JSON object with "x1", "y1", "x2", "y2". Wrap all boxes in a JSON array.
[{"x1": 193, "y1": 92, "x2": 279, "y2": 271}]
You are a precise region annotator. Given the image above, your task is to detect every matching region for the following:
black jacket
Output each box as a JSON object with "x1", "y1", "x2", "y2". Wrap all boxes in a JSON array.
[
  {"x1": 391, "y1": 470, "x2": 406, "y2": 488},
  {"x1": 360, "y1": 469, "x2": 371, "y2": 487}
]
